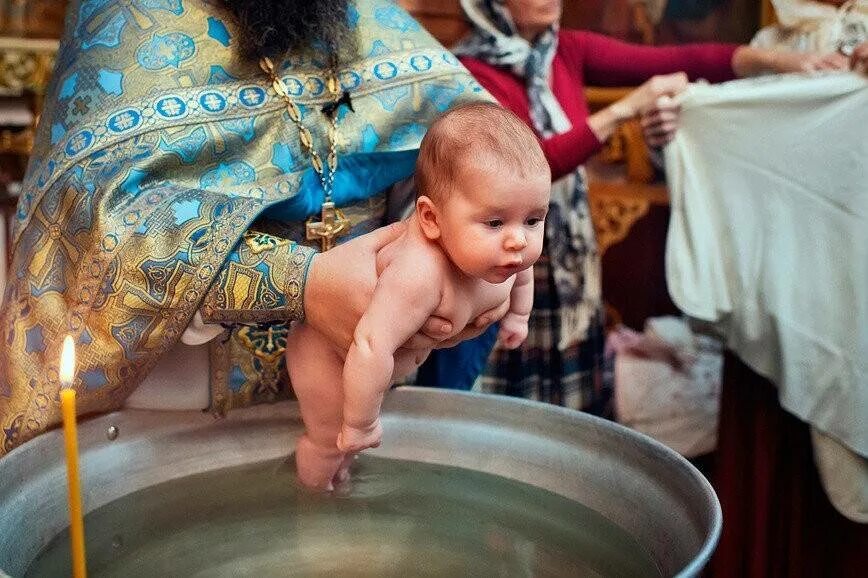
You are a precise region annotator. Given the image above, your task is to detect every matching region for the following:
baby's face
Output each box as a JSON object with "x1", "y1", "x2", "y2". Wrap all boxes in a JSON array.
[{"x1": 437, "y1": 166, "x2": 550, "y2": 284}]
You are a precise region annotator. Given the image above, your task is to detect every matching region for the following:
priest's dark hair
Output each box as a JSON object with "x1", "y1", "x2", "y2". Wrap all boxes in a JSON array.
[{"x1": 221, "y1": 0, "x2": 358, "y2": 64}]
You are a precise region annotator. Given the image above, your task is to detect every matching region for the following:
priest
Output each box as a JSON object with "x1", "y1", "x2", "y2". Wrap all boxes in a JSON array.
[{"x1": 0, "y1": 0, "x2": 497, "y2": 454}]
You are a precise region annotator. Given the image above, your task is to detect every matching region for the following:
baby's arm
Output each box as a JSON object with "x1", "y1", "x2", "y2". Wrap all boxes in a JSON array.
[
  {"x1": 498, "y1": 268, "x2": 534, "y2": 350},
  {"x1": 339, "y1": 261, "x2": 442, "y2": 452}
]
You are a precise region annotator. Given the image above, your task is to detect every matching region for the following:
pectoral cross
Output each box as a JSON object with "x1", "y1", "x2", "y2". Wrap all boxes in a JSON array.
[{"x1": 306, "y1": 201, "x2": 350, "y2": 251}]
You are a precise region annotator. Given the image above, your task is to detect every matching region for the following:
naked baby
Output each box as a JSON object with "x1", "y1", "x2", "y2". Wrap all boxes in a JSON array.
[{"x1": 286, "y1": 102, "x2": 552, "y2": 490}]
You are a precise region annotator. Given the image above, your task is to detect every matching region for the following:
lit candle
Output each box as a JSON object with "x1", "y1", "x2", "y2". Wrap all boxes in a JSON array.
[{"x1": 60, "y1": 335, "x2": 87, "y2": 578}]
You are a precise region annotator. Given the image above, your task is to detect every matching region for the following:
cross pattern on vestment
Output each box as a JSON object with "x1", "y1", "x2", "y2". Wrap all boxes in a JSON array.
[
  {"x1": 160, "y1": 98, "x2": 183, "y2": 116},
  {"x1": 114, "y1": 112, "x2": 135, "y2": 130},
  {"x1": 202, "y1": 94, "x2": 223, "y2": 111},
  {"x1": 72, "y1": 95, "x2": 92, "y2": 116},
  {"x1": 240, "y1": 88, "x2": 262, "y2": 105},
  {"x1": 69, "y1": 133, "x2": 89, "y2": 151}
]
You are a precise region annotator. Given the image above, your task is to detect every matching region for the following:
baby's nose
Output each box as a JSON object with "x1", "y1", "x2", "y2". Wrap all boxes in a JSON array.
[{"x1": 504, "y1": 228, "x2": 528, "y2": 251}]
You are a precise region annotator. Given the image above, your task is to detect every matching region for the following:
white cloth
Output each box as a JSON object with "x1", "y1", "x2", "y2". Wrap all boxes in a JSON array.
[
  {"x1": 752, "y1": 0, "x2": 867, "y2": 55},
  {"x1": 812, "y1": 427, "x2": 868, "y2": 522},
  {"x1": 612, "y1": 316, "x2": 723, "y2": 458},
  {"x1": 124, "y1": 313, "x2": 220, "y2": 410},
  {"x1": 180, "y1": 310, "x2": 225, "y2": 345},
  {"x1": 771, "y1": 0, "x2": 864, "y2": 29},
  {"x1": 664, "y1": 73, "x2": 868, "y2": 521},
  {"x1": 124, "y1": 342, "x2": 211, "y2": 410}
]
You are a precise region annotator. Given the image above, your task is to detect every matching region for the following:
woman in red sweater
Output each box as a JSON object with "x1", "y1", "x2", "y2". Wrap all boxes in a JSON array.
[{"x1": 452, "y1": 0, "x2": 844, "y2": 415}]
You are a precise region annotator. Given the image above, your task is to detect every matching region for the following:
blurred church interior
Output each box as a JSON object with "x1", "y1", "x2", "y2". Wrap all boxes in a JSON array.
[{"x1": 0, "y1": 0, "x2": 773, "y2": 320}]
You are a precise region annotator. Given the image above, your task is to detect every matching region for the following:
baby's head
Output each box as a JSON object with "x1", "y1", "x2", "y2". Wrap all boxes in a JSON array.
[{"x1": 415, "y1": 102, "x2": 551, "y2": 283}]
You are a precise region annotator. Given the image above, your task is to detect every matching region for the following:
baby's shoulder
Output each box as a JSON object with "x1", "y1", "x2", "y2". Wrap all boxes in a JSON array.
[{"x1": 385, "y1": 237, "x2": 447, "y2": 278}]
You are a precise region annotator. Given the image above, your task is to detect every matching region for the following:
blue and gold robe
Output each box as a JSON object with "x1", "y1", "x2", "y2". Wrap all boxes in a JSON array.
[{"x1": 0, "y1": 0, "x2": 486, "y2": 455}]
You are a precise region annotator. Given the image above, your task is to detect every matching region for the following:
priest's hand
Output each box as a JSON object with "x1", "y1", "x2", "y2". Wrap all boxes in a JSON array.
[
  {"x1": 304, "y1": 222, "x2": 485, "y2": 351},
  {"x1": 430, "y1": 298, "x2": 511, "y2": 350}
]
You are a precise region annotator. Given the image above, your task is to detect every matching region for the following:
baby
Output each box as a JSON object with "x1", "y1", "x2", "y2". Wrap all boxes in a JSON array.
[{"x1": 286, "y1": 102, "x2": 552, "y2": 490}]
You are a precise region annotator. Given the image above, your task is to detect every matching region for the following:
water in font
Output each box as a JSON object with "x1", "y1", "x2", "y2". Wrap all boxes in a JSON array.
[{"x1": 26, "y1": 455, "x2": 661, "y2": 577}]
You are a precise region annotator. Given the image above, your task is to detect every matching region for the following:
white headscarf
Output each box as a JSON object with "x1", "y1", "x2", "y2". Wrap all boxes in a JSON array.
[{"x1": 453, "y1": 0, "x2": 572, "y2": 136}]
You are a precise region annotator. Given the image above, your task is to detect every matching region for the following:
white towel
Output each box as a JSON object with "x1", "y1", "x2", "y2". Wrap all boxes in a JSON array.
[{"x1": 664, "y1": 72, "x2": 868, "y2": 521}]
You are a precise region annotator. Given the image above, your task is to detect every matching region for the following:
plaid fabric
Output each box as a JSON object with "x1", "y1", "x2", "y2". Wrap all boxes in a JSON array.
[{"x1": 477, "y1": 242, "x2": 613, "y2": 417}]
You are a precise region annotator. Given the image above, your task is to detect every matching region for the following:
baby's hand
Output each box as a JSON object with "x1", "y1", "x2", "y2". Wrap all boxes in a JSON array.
[
  {"x1": 337, "y1": 419, "x2": 383, "y2": 453},
  {"x1": 498, "y1": 313, "x2": 529, "y2": 350}
]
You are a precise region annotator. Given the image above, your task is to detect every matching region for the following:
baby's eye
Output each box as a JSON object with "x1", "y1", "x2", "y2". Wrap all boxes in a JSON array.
[
  {"x1": 487, "y1": 219, "x2": 503, "y2": 228},
  {"x1": 526, "y1": 217, "x2": 543, "y2": 226}
]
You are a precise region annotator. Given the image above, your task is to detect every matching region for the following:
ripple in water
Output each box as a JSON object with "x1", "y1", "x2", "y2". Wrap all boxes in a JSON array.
[{"x1": 26, "y1": 456, "x2": 662, "y2": 577}]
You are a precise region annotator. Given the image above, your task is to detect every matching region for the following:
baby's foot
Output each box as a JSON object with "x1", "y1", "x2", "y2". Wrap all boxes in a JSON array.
[
  {"x1": 295, "y1": 434, "x2": 344, "y2": 491},
  {"x1": 333, "y1": 453, "x2": 356, "y2": 487},
  {"x1": 336, "y1": 420, "x2": 383, "y2": 453}
]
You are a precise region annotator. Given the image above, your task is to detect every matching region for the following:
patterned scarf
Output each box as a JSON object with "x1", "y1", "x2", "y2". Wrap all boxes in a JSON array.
[{"x1": 454, "y1": 0, "x2": 601, "y2": 349}]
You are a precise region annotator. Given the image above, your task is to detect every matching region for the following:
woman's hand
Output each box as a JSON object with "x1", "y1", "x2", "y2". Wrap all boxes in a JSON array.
[
  {"x1": 587, "y1": 73, "x2": 688, "y2": 144},
  {"x1": 732, "y1": 46, "x2": 849, "y2": 77},
  {"x1": 851, "y1": 42, "x2": 868, "y2": 75},
  {"x1": 640, "y1": 94, "x2": 681, "y2": 148},
  {"x1": 772, "y1": 50, "x2": 849, "y2": 73},
  {"x1": 303, "y1": 223, "x2": 505, "y2": 351},
  {"x1": 621, "y1": 72, "x2": 689, "y2": 118}
]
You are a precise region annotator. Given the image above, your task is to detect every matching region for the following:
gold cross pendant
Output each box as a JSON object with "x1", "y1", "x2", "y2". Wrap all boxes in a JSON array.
[{"x1": 306, "y1": 201, "x2": 351, "y2": 251}]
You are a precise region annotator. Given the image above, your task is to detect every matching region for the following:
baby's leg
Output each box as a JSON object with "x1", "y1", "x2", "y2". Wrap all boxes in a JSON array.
[{"x1": 286, "y1": 324, "x2": 348, "y2": 491}]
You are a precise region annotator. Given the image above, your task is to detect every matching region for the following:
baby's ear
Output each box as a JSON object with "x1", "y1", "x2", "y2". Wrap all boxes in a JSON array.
[{"x1": 416, "y1": 195, "x2": 442, "y2": 240}]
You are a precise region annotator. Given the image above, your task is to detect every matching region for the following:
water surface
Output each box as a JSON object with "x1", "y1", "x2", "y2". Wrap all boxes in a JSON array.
[{"x1": 26, "y1": 455, "x2": 661, "y2": 577}]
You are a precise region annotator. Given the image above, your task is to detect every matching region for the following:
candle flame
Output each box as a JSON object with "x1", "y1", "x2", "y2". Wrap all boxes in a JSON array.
[{"x1": 60, "y1": 335, "x2": 76, "y2": 389}]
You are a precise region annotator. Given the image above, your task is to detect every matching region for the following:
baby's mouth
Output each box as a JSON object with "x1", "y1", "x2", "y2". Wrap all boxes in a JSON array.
[{"x1": 494, "y1": 262, "x2": 523, "y2": 275}]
